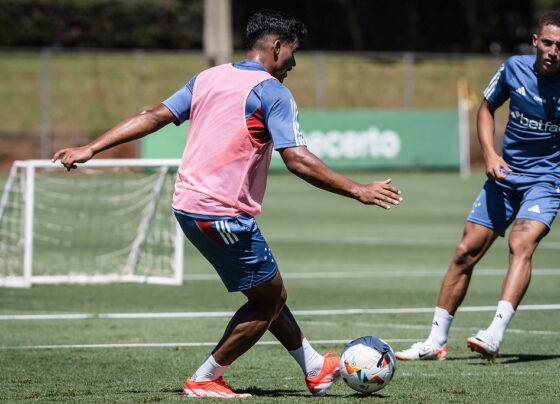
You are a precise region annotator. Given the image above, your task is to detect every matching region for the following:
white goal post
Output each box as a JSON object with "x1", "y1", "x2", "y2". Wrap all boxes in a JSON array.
[{"x1": 0, "y1": 159, "x2": 184, "y2": 287}]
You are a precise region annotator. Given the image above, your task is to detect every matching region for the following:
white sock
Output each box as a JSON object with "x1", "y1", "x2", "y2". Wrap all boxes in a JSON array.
[
  {"x1": 288, "y1": 338, "x2": 324, "y2": 377},
  {"x1": 486, "y1": 300, "x2": 515, "y2": 344},
  {"x1": 191, "y1": 354, "x2": 229, "y2": 382},
  {"x1": 426, "y1": 307, "x2": 454, "y2": 347}
]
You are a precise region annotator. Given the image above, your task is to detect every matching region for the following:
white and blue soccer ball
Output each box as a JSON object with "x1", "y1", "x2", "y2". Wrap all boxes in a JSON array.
[{"x1": 339, "y1": 336, "x2": 396, "y2": 394}]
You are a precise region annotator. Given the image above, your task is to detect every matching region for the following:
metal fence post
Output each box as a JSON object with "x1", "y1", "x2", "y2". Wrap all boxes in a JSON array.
[
  {"x1": 41, "y1": 48, "x2": 52, "y2": 159},
  {"x1": 315, "y1": 52, "x2": 326, "y2": 110},
  {"x1": 134, "y1": 49, "x2": 145, "y2": 158},
  {"x1": 134, "y1": 49, "x2": 145, "y2": 112},
  {"x1": 403, "y1": 52, "x2": 414, "y2": 108}
]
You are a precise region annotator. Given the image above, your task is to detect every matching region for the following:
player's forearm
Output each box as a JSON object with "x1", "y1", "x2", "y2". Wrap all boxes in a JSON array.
[
  {"x1": 477, "y1": 100, "x2": 499, "y2": 161},
  {"x1": 281, "y1": 147, "x2": 362, "y2": 200},
  {"x1": 88, "y1": 106, "x2": 172, "y2": 156}
]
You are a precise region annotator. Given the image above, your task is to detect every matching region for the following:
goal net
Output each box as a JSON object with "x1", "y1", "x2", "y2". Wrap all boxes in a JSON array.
[{"x1": 0, "y1": 159, "x2": 184, "y2": 287}]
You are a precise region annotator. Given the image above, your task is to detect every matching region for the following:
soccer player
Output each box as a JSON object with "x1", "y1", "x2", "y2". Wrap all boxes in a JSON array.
[
  {"x1": 52, "y1": 9, "x2": 402, "y2": 398},
  {"x1": 396, "y1": 10, "x2": 560, "y2": 362}
]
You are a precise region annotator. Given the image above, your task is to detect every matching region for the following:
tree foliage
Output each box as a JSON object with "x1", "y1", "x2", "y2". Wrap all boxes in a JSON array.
[
  {"x1": 0, "y1": 0, "x2": 550, "y2": 52},
  {"x1": 0, "y1": 0, "x2": 203, "y2": 49},
  {"x1": 234, "y1": 0, "x2": 538, "y2": 53}
]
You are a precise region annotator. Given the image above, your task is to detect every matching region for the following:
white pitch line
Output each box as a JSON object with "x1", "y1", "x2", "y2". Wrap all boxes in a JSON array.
[
  {"x1": 0, "y1": 338, "x2": 419, "y2": 350},
  {"x1": 0, "y1": 313, "x2": 96, "y2": 320},
  {"x1": 400, "y1": 370, "x2": 560, "y2": 377},
  {"x1": 183, "y1": 268, "x2": 560, "y2": 281},
  {"x1": 2, "y1": 304, "x2": 560, "y2": 321},
  {"x1": 352, "y1": 322, "x2": 560, "y2": 336}
]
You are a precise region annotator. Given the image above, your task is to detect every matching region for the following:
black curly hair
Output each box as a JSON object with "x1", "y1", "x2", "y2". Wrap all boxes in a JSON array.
[{"x1": 245, "y1": 9, "x2": 307, "y2": 50}]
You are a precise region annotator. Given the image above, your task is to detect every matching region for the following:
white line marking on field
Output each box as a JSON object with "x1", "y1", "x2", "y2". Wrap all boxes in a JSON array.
[
  {"x1": 0, "y1": 313, "x2": 96, "y2": 320},
  {"x1": 400, "y1": 370, "x2": 560, "y2": 377},
  {"x1": 0, "y1": 338, "x2": 419, "y2": 350},
  {"x1": 2, "y1": 304, "x2": 559, "y2": 321},
  {"x1": 352, "y1": 322, "x2": 560, "y2": 336},
  {"x1": 183, "y1": 268, "x2": 560, "y2": 281}
]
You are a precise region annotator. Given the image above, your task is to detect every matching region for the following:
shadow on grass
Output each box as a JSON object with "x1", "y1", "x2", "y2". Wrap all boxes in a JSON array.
[
  {"x1": 125, "y1": 387, "x2": 391, "y2": 399},
  {"x1": 153, "y1": 387, "x2": 310, "y2": 398},
  {"x1": 341, "y1": 392, "x2": 390, "y2": 399},
  {"x1": 237, "y1": 387, "x2": 311, "y2": 397},
  {"x1": 238, "y1": 387, "x2": 389, "y2": 399},
  {"x1": 495, "y1": 353, "x2": 560, "y2": 365}
]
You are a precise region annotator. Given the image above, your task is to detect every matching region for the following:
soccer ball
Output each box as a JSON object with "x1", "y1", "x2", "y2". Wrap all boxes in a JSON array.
[{"x1": 339, "y1": 336, "x2": 396, "y2": 394}]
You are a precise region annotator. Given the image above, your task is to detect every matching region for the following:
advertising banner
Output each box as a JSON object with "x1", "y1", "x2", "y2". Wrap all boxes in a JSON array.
[{"x1": 141, "y1": 110, "x2": 459, "y2": 170}]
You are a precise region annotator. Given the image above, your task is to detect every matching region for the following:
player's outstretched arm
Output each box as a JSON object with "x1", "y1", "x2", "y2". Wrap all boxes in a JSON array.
[
  {"x1": 477, "y1": 99, "x2": 511, "y2": 181},
  {"x1": 279, "y1": 146, "x2": 402, "y2": 210},
  {"x1": 52, "y1": 104, "x2": 176, "y2": 170}
]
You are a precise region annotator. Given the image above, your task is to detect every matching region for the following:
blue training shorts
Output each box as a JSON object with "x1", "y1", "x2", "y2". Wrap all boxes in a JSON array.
[
  {"x1": 174, "y1": 210, "x2": 278, "y2": 292},
  {"x1": 467, "y1": 173, "x2": 560, "y2": 236}
]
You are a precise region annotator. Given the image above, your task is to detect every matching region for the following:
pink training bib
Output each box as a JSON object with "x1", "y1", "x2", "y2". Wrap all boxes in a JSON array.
[{"x1": 172, "y1": 64, "x2": 276, "y2": 217}]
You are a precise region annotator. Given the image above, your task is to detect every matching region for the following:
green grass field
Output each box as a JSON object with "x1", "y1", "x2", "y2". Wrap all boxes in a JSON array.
[{"x1": 1, "y1": 171, "x2": 559, "y2": 403}]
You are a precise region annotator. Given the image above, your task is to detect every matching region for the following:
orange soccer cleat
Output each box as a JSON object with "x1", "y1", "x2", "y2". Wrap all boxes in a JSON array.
[
  {"x1": 305, "y1": 352, "x2": 341, "y2": 395},
  {"x1": 183, "y1": 377, "x2": 252, "y2": 398}
]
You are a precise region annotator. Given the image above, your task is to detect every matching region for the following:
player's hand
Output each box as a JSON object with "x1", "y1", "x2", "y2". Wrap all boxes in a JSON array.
[
  {"x1": 51, "y1": 146, "x2": 94, "y2": 171},
  {"x1": 358, "y1": 179, "x2": 402, "y2": 209},
  {"x1": 484, "y1": 153, "x2": 511, "y2": 181}
]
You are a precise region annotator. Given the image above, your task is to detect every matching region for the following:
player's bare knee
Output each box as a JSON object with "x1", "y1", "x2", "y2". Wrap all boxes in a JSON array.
[
  {"x1": 508, "y1": 237, "x2": 536, "y2": 260},
  {"x1": 249, "y1": 283, "x2": 286, "y2": 319},
  {"x1": 452, "y1": 242, "x2": 478, "y2": 269},
  {"x1": 272, "y1": 287, "x2": 288, "y2": 318}
]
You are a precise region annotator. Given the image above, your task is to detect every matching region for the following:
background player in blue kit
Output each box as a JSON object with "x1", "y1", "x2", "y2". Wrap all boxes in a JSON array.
[{"x1": 396, "y1": 10, "x2": 560, "y2": 361}]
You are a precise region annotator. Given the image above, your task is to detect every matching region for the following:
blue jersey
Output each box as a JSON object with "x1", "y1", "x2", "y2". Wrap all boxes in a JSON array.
[
  {"x1": 483, "y1": 55, "x2": 560, "y2": 177},
  {"x1": 162, "y1": 59, "x2": 306, "y2": 150}
]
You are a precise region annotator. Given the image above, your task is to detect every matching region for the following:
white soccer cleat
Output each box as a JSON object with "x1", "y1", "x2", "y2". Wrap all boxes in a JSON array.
[
  {"x1": 395, "y1": 341, "x2": 447, "y2": 361},
  {"x1": 467, "y1": 330, "x2": 500, "y2": 360}
]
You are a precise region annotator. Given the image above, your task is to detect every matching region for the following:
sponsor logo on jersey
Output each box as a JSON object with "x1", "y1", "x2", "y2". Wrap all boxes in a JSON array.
[
  {"x1": 510, "y1": 110, "x2": 560, "y2": 133},
  {"x1": 515, "y1": 86, "x2": 526, "y2": 96},
  {"x1": 533, "y1": 95, "x2": 547, "y2": 103},
  {"x1": 528, "y1": 204, "x2": 541, "y2": 214}
]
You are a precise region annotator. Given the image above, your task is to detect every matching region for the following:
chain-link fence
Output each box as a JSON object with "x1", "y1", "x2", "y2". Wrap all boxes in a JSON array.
[{"x1": 0, "y1": 49, "x2": 514, "y2": 169}]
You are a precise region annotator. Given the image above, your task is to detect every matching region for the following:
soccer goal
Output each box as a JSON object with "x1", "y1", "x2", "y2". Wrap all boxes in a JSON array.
[{"x1": 0, "y1": 159, "x2": 184, "y2": 287}]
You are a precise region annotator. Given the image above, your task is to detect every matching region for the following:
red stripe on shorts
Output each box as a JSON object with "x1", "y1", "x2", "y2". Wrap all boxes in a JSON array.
[{"x1": 195, "y1": 220, "x2": 224, "y2": 247}]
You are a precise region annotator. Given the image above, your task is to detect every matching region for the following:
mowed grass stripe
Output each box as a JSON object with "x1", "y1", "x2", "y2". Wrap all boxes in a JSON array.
[
  {"x1": 268, "y1": 234, "x2": 560, "y2": 249},
  {"x1": 0, "y1": 338, "x2": 419, "y2": 350},
  {"x1": 2, "y1": 304, "x2": 560, "y2": 320},
  {"x1": 183, "y1": 268, "x2": 560, "y2": 280}
]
